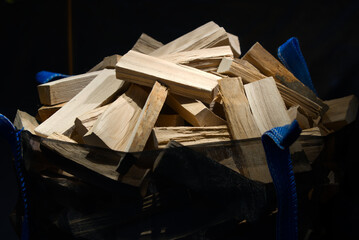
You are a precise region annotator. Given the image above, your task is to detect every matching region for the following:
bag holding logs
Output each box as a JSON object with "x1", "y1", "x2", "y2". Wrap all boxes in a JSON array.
[{"x1": 9, "y1": 21, "x2": 358, "y2": 239}]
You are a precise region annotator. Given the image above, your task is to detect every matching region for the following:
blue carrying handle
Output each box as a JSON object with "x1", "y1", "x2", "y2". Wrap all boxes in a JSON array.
[
  {"x1": 35, "y1": 70, "x2": 69, "y2": 84},
  {"x1": 0, "y1": 114, "x2": 29, "y2": 240},
  {"x1": 262, "y1": 120, "x2": 302, "y2": 240},
  {"x1": 278, "y1": 37, "x2": 318, "y2": 95}
]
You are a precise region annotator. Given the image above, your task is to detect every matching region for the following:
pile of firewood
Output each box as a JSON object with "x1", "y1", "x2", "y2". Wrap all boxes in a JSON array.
[{"x1": 14, "y1": 21, "x2": 358, "y2": 188}]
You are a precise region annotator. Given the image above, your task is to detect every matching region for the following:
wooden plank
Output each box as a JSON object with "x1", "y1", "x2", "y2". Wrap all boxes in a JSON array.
[
  {"x1": 74, "y1": 105, "x2": 109, "y2": 137},
  {"x1": 227, "y1": 32, "x2": 241, "y2": 57},
  {"x1": 155, "y1": 114, "x2": 185, "y2": 127},
  {"x1": 123, "y1": 81, "x2": 168, "y2": 153},
  {"x1": 217, "y1": 57, "x2": 266, "y2": 83},
  {"x1": 150, "y1": 21, "x2": 230, "y2": 57},
  {"x1": 37, "y1": 102, "x2": 66, "y2": 122},
  {"x1": 83, "y1": 84, "x2": 149, "y2": 150},
  {"x1": 35, "y1": 69, "x2": 128, "y2": 137},
  {"x1": 116, "y1": 50, "x2": 220, "y2": 103},
  {"x1": 47, "y1": 132, "x2": 77, "y2": 143},
  {"x1": 242, "y1": 42, "x2": 328, "y2": 114},
  {"x1": 218, "y1": 77, "x2": 261, "y2": 139},
  {"x1": 88, "y1": 54, "x2": 122, "y2": 72},
  {"x1": 322, "y1": 95, "x2": 359, "y2": 131},
  {"x1": 116, "y1": 82, "x2": 169, "y2": 187},
  {"x1": 13, "y1": 110, "x2": 39, "y2": 134},
  {"x1": 166, "y1": 94, "x2": 226, "y2": 127},
  {"x1": 159, "y1": 46, "x2": 233, "y2": 64},
  {"x1": 152, "y1": 126, "x2": 231, "y2": 149},
  {"x1": 244, "y1": 77, "x2": 291, "y2": 134},
  {"x1": 131, "y1": 33, "x2": 164, "y2": 54},
  {"x1": 37, "y1": 70, "x2": 101, "y2": 105}
]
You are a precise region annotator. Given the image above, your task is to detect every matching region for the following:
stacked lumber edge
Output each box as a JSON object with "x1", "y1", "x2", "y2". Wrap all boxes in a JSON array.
[{"x1": 14, "y1": 21, "x2": 358, "y2": 189}]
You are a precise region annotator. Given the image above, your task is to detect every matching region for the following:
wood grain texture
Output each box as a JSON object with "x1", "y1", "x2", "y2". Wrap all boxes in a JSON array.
[
  {"x1": 244, "y1": 77, "x2": 291, "y2": 134},
  {"x1": 13, "y1": 109, "x2": 39, "y2": 134},
  {"x1": 227, "y1": 32, "x2": 241, "y2": 57},
  {"x1": 37, "y1": 102, "x2": 66, "y2": 122},
  {"x1": 123, "y1": 81, "x2": 168, "y2": 153},
  {"x1": 322, "y1": 94, "x2": 359, "y2": 131},
  {"x1": 218, "y1": 77, "x2": 261, "y2": 139},
  {"x1": 74, "y1": 105, "x2": 109, "y2": 137},
  {"x1": 116, "y1": 50, "x2": 220, "y2": 103},
  {"x1": 242, "y1": 42, "x2": 328, "y2": 113},
  {"x1": 47, "y1": 132, "x2": 77, "y2": 143},
  {"x1": 35, "y1": 69, "x2": 128, "y2": 137},
  {"x1": 166, "y1": 94, "x2": 226, "y2": 127},
  {"x1": 83, "y1": 84, "x2": 148, "y2": 150},
  {"x1": 152, "y1": 126, "x2": 231, "y2": 149},
  {"x1": 149, "y1": 21, "x2": 229, "y2": 57},
  {"x1": 37, "y1": 70, "x2": 101, "y2": 105},
  {"x1": 131, "y1": 33, "x2": 164, "y2": 54}
]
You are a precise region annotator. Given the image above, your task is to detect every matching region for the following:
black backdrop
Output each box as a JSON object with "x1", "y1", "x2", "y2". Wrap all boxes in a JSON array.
[{"x1": 1, "y1": 0, "x2": 359, "y2": 239}]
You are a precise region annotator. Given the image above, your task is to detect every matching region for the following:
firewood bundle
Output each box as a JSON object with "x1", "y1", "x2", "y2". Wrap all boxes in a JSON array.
[{"x1": 14, "y1": 21, "x2": 358, "y2": 188}]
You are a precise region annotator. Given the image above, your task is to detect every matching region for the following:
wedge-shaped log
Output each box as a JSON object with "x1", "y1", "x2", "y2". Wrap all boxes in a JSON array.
[
  {"x1": 166, "y1": 94, "x2": 226, "y2": 127},
  {"x1": 37, "y1": 102, "x2": 66, "y2": 122},
  {"x1": 242, "y1": 42, "x2": 328, "y2": 114},
  {"x1": 244, "y1": 77, "x2": 291, "y2": 134},
  {"x1": 83, "y1": 84, "x2": 149, "y2": 150},
  {"x1": 287, "y1": 105, "x2": 311, "y2": 130},
  {"x1": 14, "y1": 110, "x2": 39, "y2": 134},
  {"x1": 88, "y1": 54, "x2": 122, "y2": 72},
  {"x1": 131, "y1": 33, "x2": 164, "y2": 54},
  {"x1": 114, "y1": 82, "x2": 168, "y2": 186},
  {"x1": 74, "y1": 105, "x2": 109, "y2": 137},
  {"x1": 322, "y1": 94, "x2": 359, "y2": 131},
  {"x1": 35, "y1": 69, "x2": 128, "y2": 137},
  {"x1": 217, "y1": 57, "x2": 266, "y2": 83},
  {"x1": 152, "y1": 126, "x2": 231, "y2": 149},
  {"x1": 227, "y1": 32, "x2": 241, "y2": 57},
  {"x1": 37, "y1": 70, "x2": 101, "y2": 105},
  {"x1": 116, "y1": 50, "x2": 220, "y2": 103},
  {"x1": 218, "y1": 77, "x2": 261, "y2": 139},
  {"x1": 150, "y1": 21, "x2": 230, "y2": 57}
]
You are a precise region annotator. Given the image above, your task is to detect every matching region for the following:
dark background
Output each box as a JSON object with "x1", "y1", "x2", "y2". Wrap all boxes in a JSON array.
[{"x1": 1, "y1": 0, "x2": 359, "y2": 239}]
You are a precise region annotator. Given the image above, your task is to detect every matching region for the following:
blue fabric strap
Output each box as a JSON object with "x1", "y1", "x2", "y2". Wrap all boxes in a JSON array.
[
  {"x1": 0, "y1": 114, "x2": 29, "y2": 240},
  {"x1": 35, "y1": 70, "x2": 69, "y2": 84},
  {"x1": 278, "y1": 37, "x2": 318, "y2": 95},
  {"x1": 261, "y1": 120, "x2": 302, "y2": 240}
]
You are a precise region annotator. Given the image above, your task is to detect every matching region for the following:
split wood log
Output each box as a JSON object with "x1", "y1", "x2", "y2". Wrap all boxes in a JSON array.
[
  {"x1": 242, "y1": 42, "x2": 328, "y2": 114},
  {"x1": 149, "y1": 21, "x2": 230, "y2": 57},
  {"x1": 37, "y1": 102, "x2": 66, "y2": 122},
  {"x1": 35, "y1": 69, "x2": 128, "y2": 137},
  {"x1": 83, "y1": 84, "x2": 149, "y2": 150},
  {"x1": 166, "y1": 94, "x2": 226, "y2": 127},
  {"x1": 116, "y1": 50, "x2": 220, "y2": 103},
  {"x1": 287, "y1": 105, "x2": 311, "y2": 129},
  {"x1": 131, "y1": 33, "x2": 164, "y2": 54},
  {"x1": 218, "y1": 77, "x2": 261, "y2": 139},
  {"x1": 244, "y1": 77, "x2": 291, "y2": 134},
  {"x1": 227, "y1": 32, "x2": 241, "y2": 57},
  {"x1": 322, "y1": 94, "x2": 359, "y2": 131},
  {"x1": 152, "y1": 126, "x2": 231, "y2": 149},
  {"x1": 13, "y1": 110, "x2": 39, "y2": 134},
  {"x1": 217, "y1": 57, "x2": 324, "y2": 119},
  {"x1": 37, "y1": 70, "x2": 101, "y2": 105},
  {"x1": 74, "y1": 105, "x2": 109, "y2": 137}
]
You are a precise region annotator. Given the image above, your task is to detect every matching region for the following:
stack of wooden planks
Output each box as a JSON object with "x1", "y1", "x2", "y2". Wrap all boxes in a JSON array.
[{"x1": 14, "y1": 21, "x2": 358, "y2": 189}]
